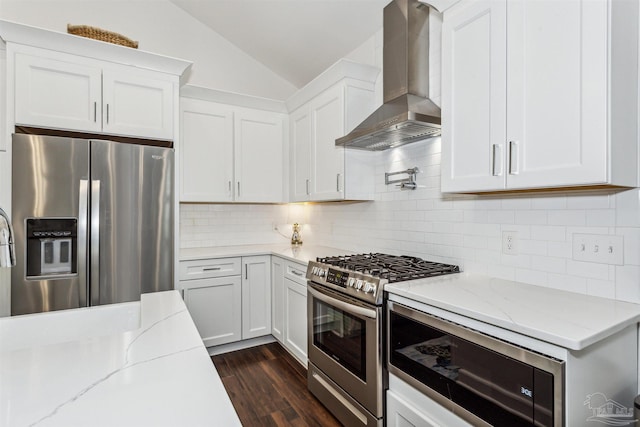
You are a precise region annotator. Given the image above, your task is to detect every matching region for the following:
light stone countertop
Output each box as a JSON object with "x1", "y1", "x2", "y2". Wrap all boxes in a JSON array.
[
  {"x1": 180, "y1": 244, "x2": 354, "y2": 265},
  {"x1": 386, "y1": 272, "x2": 640, "y2": 351},
  {"x1": 0, "y1": 291, "x2": 241, "y2": 427}
]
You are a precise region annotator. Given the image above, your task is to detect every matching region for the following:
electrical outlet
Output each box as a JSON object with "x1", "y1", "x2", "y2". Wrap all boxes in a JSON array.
[
  {"x1": 572, "y1": 233, "x2": 623, "y2": 265},
  {"x1": 502, "y1": 231, "x2": 518, "y2": 255}
]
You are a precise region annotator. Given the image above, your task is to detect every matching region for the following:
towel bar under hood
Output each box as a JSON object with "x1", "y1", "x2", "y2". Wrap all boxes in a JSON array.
[{"x1": 336, "y1": 0, "x2": 441, "y2": 151}]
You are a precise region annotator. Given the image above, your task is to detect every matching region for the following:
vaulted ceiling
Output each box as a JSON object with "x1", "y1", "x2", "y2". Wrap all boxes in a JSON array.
[{"x1": 169, "y1": 0, "x2": 389, "y2": 89}]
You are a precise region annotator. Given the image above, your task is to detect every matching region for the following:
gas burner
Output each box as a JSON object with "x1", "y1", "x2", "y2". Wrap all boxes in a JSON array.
[{"x1": 315, "y1": 253, "x2": 459, "y2": 284}]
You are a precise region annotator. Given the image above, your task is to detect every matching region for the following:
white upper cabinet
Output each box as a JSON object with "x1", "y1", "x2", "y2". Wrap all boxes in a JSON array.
[
  {"x1": 287, "y1": 60, "x2": 379, "y2": 202},
  {"x1": 11, "y1": 48, "x2": 181, "y2": 142},
  {"x1": 15, "y1": 53, "x2": 103, "y2": 133},
  {"x1": 180, "y1": 98, "x2": 234, "y2": 202},
  {"x1": 441, "y1": 0, "x2": 639, "y2": 193},
  {"x1": 290, "y1": 107, "x2": 312, "y2": 201},
  {"x1": 179, "y1": 86, "x2": 287, "y2": 203},
  {"x1": 1, "y1": 21, "x2": 190, "y2": 142},
  {"x1": 310, "y1": 84, "x2": 346, "y2": 201},
  {"x1": 102, "y1": 67, "x2": 174, "y2": 140},
  {"x1": 234, "y1": 109, "x2": 285, "y2": 203}
]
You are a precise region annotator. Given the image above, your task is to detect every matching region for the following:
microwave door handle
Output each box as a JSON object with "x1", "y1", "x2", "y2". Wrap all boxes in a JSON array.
[
  {"x1": 78, "y1": 179, "x2": 89, "y2": 307},
  {"x1": 308, "y1": 286, "x2": 377, "y2": 319},
  {"x1": 90, "y1": 180, "x2": 101, "y2": 306}
]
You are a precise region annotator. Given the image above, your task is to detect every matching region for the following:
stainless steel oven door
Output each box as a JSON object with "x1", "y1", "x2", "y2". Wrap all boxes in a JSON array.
[{"x1": 307, "y1": 282, "x2": 383, "y2": 418}]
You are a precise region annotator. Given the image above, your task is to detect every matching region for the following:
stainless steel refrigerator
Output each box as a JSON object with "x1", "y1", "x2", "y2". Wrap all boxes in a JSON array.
[{"x1": 11, "y1": 133, "x2": 174, "y2": 315}]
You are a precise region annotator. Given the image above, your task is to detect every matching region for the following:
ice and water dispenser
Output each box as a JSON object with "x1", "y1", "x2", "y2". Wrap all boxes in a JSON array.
[{"x1": 25, "y1": 218, "x2": 77, "y2": 278}]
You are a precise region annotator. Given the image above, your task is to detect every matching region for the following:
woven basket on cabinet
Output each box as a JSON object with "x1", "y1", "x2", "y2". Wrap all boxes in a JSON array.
[{"x1": 67, "y1": 24, "x2": 139, "y2": 49}]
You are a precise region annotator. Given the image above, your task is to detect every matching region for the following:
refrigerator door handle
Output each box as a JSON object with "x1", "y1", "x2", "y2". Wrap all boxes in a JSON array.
[
  {"x1": 78, "y1": 180, "x2": 89, "y2": 307},
  {"x1": 90, "y1": 180, "x2": 101, "y2": 306}
]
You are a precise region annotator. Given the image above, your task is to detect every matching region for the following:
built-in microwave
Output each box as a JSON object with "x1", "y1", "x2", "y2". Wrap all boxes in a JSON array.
[{"x1": 387, "y1": 301, "x2": 565, "y2": 426}]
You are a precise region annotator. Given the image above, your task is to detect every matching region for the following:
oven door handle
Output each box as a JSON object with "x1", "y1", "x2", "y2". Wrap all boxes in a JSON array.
[{"x1": 308, "y1": 286, "x2": 377, "y2": 319}]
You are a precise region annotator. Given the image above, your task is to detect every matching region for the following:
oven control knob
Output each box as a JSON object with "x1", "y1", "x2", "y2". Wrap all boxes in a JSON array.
[
  {"x1": 311, "y1": 267, "x2": 318, "y2": 275},
  {"x1": 317, "y1": 268, "x2": 326, "y2": 277},
  {"x1": 364, "y1": 282, "x2": 375, "y2": 293},
  {"x1": 355, "y1": 280, "x2": 363, "y2": 290},
  {"x1": 348, "y1": 277, "x2": 356, "y2": 287}
]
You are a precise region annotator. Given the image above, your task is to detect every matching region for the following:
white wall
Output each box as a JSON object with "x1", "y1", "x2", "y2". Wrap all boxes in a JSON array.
[
  {"x1": 180, "y1": 10, "x2": 640, "y2": 305},
  {"x1": 0, "y1": 0, "x2": 297, "y2": 100}
]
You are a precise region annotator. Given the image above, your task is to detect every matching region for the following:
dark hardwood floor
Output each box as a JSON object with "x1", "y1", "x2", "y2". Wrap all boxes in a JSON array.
[{"x1": 211, "y1": 342, "x2": 342, "y2": 427}]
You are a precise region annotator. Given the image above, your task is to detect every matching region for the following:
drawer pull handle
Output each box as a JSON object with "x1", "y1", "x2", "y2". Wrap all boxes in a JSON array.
[
  {"x1": 291, "y1": 270, "x2": 304, "y2": 277},
  {"x1": 202, "y1": 267, "x2": 221, "y2": 271}
]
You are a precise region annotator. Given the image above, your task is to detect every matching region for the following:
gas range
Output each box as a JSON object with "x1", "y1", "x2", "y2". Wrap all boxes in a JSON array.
[{"x1": 306, "y1": 253, "x2": 460, "y2": 305}]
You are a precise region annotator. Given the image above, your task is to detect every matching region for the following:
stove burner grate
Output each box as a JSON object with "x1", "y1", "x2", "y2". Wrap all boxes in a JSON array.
[{"x1": 316, "y1": 253, "x2": 459, "y2": 283}]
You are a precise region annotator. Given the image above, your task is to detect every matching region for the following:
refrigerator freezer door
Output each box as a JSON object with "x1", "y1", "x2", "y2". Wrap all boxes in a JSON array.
[
  {"x1": 11, "y1": 134, "x2": 90, "y2": 315},
  {"x1": 89, "y1": 140, "x2": 174, "y2": 306}
]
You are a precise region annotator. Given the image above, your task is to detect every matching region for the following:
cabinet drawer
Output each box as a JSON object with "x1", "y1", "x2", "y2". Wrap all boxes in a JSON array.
[
  {"x1": 179, "y1": 257, "x2": 241, "y2": 280},
  {"x1": 284, "y1": 260, "x2": 307, "y2": 285}
]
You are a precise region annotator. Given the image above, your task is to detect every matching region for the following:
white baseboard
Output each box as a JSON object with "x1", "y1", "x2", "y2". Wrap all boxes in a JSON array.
[{"x1": 207, "y1": 335, "x2": 276, "y2": 356}]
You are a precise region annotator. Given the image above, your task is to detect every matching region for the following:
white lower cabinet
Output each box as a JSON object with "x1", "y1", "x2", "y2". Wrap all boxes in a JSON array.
[
  {"x1": 271, "y1": 257, "x2": 285, "y2": 342},
  {"x1": 283, "y1": 277, "x2": 307, "y2": 365},
  {"x1": 272, "y1": 257, "x2": 308, "y2": 366},
  {"x1": 387, "y1": 390, "x2": 438, "y2": 427},
  {"x1": 179, "y1": 255, "x2": 271, "y2": 348},
  {"x1": 182, "y1": 276, "x2": 242, "y2": 347},
  {"x1": 241, "y1": 256, "x2": 272, "y2": 339},
  {"x1": 387, "y1": 374, "x2": 472, "y2": 427}
]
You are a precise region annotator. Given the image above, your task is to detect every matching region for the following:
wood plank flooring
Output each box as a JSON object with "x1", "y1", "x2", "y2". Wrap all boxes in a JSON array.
[{"x1": 211, "y1": 342, "x2": 342, "y2": 427}]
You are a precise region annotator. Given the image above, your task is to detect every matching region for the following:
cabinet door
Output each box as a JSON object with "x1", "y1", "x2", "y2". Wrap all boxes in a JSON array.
[
  {"x1": 102, "y1": 67, "x2": 174, "y2": 140},
  {"x1": 387, "y1": 390, "x2": 439, "y2": 427},
  {"x1": 290, "y1": 106, "x2": 312, "y2": 202},
  {"x1": 271, "y1": 257, "x2": 285, "y2": 343},
  {"x1": 441, "y1": 0, "x2": 507, "y2": 192},
  {"x1": 14, "y1": 53, "x2": 102, "y2": 133},
  {"x1": 234, "y1": 110, "x2": 285, "y2": 202},
  {"x1": 284, "y1": 277, "x2": 307, "y2": 366},
  {"x1": 242, "y1": 255, "x2": 272, "y2": 339},
  {"x1": 505, "y1": 0, "x2": 608, "y2": 189},
  {"x1": 311, "y1": 85, "x2": 345, "y2": 201},
  {"x1": 180, "y1": 99, "x2": 234, "y2": 202},
  {"x1": 182, "y1": 276, "x2": 242, "y2": 347}
]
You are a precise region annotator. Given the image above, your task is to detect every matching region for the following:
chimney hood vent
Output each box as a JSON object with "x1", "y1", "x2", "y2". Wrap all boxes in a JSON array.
[{"x1": 336, "y1": 0, "x2": 441, "y2": 150}]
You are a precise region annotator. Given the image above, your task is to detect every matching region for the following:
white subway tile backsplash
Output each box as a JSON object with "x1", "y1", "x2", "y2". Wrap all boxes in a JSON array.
[
  {"x1": 515, "y1": 269, "x2": 548, "y2": 286},
  {"x1": 531, "y1": 195, "x2": 567, "y2": 210},
  {"x1": 566, "y1": 194, "x2": 612, "y2": 209},
  {"x1": 547, "y1": 241, "x2": 572, "y2": 258},
  {"x1": 616, "y1": 189, "x2": 640, "y2": 227},
  {"x1": 530, "y1": 255, "x2": 566, "y2": 274},
  {"x1": 586, "y1": 210, "x2": 616, "y2": 227},
  {"x1": 530, "y1": 225, "x2": 566, "y2": 242},
  {"x1": 586, "y1": 279, "x2": 616, "y2": 299},
  {"x1": 615, "y1": 265, "x2": 640, "y2": 303},
  {"x1": 567, "y1": 260, "x2": 610, "y2": 280},
  {"x1": 518, "y1": 240, "x2": 548, "y2": 256},
  {"x1": 487, "y1": 210, "x2": 515, "y2": 224},
  {"x1": 548, "y1": 210, "x2": 586, "y2": 226},
  {"x1": 515, "y1": 210, "x2": 548, "y2": 225},
  {"x1": 547, "y1": 274, "x2": 588, "y2": 294},
  {"x1": 619, "y1": 228, "x2": 640, "y2": 266},
  {"x1": 501, "y1": 198, "x2": 533, "y2": 210},
  {"x1": 180, "y1": 139, "x2": 639, "y2": 303}
]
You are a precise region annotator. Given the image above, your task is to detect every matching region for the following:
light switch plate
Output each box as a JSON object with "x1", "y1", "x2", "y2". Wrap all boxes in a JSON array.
[{"x1": 572, "y1": 233, "x2": 624, "y2": 265}]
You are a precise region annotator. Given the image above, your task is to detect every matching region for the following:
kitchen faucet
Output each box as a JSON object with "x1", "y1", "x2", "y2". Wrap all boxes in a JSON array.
[{"x1": 0, "y1": 207, "x2": 16, "y2": 267}]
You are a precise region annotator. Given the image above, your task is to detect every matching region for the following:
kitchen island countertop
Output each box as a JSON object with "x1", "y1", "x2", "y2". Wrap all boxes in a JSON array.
[
  {"x1": 386, "y1": 272, "x2": 640, "y2": 351},
  {"x1": 0, "y1": 291, "x2": 241, "y2": 427}
]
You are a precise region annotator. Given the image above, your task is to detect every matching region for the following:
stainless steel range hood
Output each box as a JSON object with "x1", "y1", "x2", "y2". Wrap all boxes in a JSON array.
[{"x1": 336, "y1": 0, "x2": 441, "y2": 151}]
